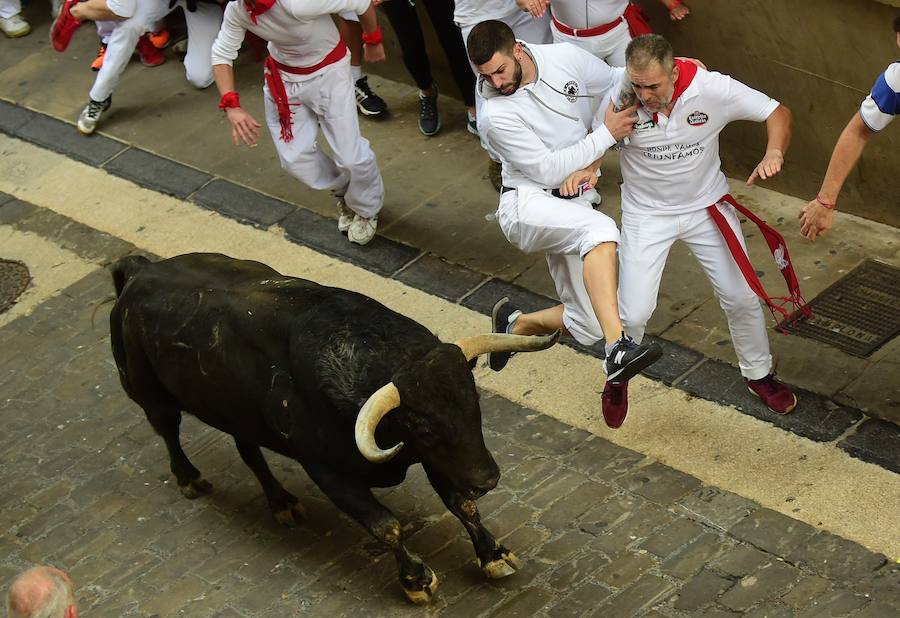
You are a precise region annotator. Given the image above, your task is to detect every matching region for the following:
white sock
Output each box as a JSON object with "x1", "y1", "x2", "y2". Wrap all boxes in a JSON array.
[{"x1": 350, "y1": 65, "x2": 362, "y2": 81}]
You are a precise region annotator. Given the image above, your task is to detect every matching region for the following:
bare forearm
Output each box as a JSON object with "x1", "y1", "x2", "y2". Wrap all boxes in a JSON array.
[
  {"x1": 213, "y1": 64, "x2": 236, "y2": 98},
  {"x1": 765, "y1": 104, "x2": 792, "y2": 155},
  {"x1": 358, "y1": 4, "x2": 378, "y2": 34},
  {"x1": 817, "y1": 112, "x2": 874, "y2": 203}
]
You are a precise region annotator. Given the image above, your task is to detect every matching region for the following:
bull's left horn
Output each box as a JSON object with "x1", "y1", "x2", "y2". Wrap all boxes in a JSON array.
[
  {"x1": 453, "y1": 330, "x2": 561, "y2": 362},
  {"x1": 355, "y1": 383, "x2": 404, "y2": 463}
]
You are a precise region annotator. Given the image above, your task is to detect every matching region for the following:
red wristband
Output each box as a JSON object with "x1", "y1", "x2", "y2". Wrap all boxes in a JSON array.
[
  {"x1": 815, "y1": 195, "x2": 836, "y2": 210},
  {"x1": 668, "y1": 0, "x2": 683, "y2": 9},
  {"x1": 218, "y1": 91, "x2": 240, "y2": 111},
  {"x1": 361, "y1": 25, "x2": 382, "y2": 46}
]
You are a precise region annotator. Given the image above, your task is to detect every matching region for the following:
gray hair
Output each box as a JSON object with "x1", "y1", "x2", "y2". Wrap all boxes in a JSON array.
[
  {"x1": 7, "y1": 568, "x2": 74, "y2": 618},
  {"x1": 626, "y1": 34, "x2": 675, "y2": 73}
]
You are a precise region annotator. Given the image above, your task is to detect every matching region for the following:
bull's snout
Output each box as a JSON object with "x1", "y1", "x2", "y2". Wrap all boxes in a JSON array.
[{"x1": 471, "y1": 464, "x2": 500, "y2": 497}]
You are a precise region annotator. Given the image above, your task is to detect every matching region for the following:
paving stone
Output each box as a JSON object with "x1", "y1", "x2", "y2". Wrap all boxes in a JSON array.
[
  {"x1": 488, "y1": 586, "x2": 555, "y2": 617},
  {"x1": 534, "y1": 530, "x2": 595, "y2": 564},
  {"x1": 441, "y1": 584, "x2": 505, "y2": 618},
  {"x1": 538, "y1": 481, "x2": 615, "y2": 530},
  {"x1": 566, "y1": 436, "x2": 646, "y2": 479},
  {"x1": 461, "y1": 278, "x2": 557, "y2": 317},
  {"x1": 742, "y1": 602, "x2": 795, "y2": 618},
  {"x1": 853, "y1": 601, "x2": 900, "y2": 617},
  {"x1": 510, "y1": 413, "x2": 591, "y2": 455},
  {"x1": 787, "y1": 531, "x2": 887, "y2": 583},
  {"x1": 192, "y1": 178, "x2": 294, "y2": 228},
  {"x1": 796, "y1": 588, "x2": 870, "y2": 617},
  {"x1": 549, "y1": 580, "x2": 613, "y2": 617},
  {"x1": 728, "y1": 508, "x2": 817, "y2": 558},
  {"x1": 640, "y1": 518, "x2": 706, "y2": 559},
  {"x1": 394, "y1": 254, "x2": 486, "y2": 303},
  {"x1": 718, "y1": 560, "x2": 800, "y2": 612},
  {"x1": 674, "y1": 486, "x2": 759, "y2": 531},
  {"x1": 661, "y1": 532, "x2": 731, "y2": 579},
  {"x1": 499, "y1": 458, "x2": 558, "y2": 492},
  {"x1": 522, "y1": 469, "x2": 589, "y2": 510},
  {"x1": 480, "y1": 391, "x2": 537, "y2": 433},
  {"x1": 617, "y1": 462, "x2": 701, "y2": 506},
  {"x1": 859, "y1": 563, "x2": 900, "y2": 610},
  {"x1": 643, "y1": 337, "x2": 705, "y2": 385},
  {"x1": 594, "y1": 573, "x2": 675, "y2": 616},
  {"x1": 0, "y1": 198, "x2": 37, "y2": 224},
  {"x1": 0, "y1": 99, "x2": 34, "y2": 134},
  {"x1": 838, "y1": 419, "x2": 900, "y2": 474},
  {"x1": 15, "y1": 113, "x2": 127, "y2": 166},
  {"x1": 594, "y1": 552, "x2": 655, "y2": 589},
  {"x1": 673, "y1": 569, "x2": 734, "y2": 611},
  {"x1": 103, "y1": 147, "x2": 212, "y2": 199},
  {"x1": 546, "y1": 550, "x2": 611, "y2": 590},
  {"x1": 487, "y1": 503, "x2": 537, "y2": 540},
  {"x1": 779, "y1": 574, "x2": 832, "y2": 609},
  {"x1": 283, "y1": 207, "x2": 421, "y2": 276},
  {"x1": 711, "y1": 544, "x2": 771, "y2": 578},
  {"x1": 498, "y1": 523, "x2": 549, "y2": 559},
  {"x1": 586, "y1": 500, "x2": 674, "y2": 553}
]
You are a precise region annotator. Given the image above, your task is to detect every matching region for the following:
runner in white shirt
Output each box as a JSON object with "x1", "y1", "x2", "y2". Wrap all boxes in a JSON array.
[
  {"x1": 468, "y1": 20, "x2": 663, "y2": 429},
  {"x1": 211, "y1": 0, "x2": 386, "y2": 246},
  {"x1": 615, "y1": 34, "x2": 799, "y2": 415},
  {"x1": 516, "y1": 0, "x2": 690, "y2": 66},
  {"x1": 800, "y1": 16, "x2": 900, "y2": 241}
]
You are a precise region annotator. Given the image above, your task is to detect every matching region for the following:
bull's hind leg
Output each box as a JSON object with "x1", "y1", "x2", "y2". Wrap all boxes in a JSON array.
[
  {"x1": 306, "y1": 466, "x2": 438, "y2": 604},
  {"x1": 142, "y1": 403, "x2": 213, "y2": 499},
  {"x1": 234, "y1": 440, "x2": 305, "y2": 526}
]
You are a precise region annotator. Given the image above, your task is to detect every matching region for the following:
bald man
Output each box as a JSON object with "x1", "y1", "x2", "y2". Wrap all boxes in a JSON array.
[{"x1": 7, "y1": 566, "x2": 78, "y2": 618}]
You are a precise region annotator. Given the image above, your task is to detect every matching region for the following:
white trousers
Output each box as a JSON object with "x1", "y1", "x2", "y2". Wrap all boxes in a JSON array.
[
  {"x1": 263, "y1": 65, "x2": 384, "y2": 218},
  {"x1": 497, "y1": 187, "x2": 620, "y2": 346},
  {"x1": 618, "y1": 203, "x2": 773, "y2": 380},
  {"x1": 0, "y1": 0, "x2": 21, "y2": 19},
  {"x1": 550, "y1": 18, "x2": 631, "y2": 67},
  {"x1": 90, "y1": 0, "x2": 221, "y2": 102}
]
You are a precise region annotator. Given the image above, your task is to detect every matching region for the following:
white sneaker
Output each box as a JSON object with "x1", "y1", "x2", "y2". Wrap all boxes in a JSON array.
[
  {"x1": 0, "y1": 14, "x2": 31, "y2": 38},
  {"x1": 77, "y1": 97, "x2": 111, "y2": 135},
  {"x1": 336, "y1": 198, "x2": 354, "y2": 233},
  {"x1": 347, "y1": 215, "x2": 377, "y2": 245}
]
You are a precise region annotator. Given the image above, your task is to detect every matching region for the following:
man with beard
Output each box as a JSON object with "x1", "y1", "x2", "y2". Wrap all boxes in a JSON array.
[{"x1": 468, "y1": 20, "x2": 662, "y2": 428}]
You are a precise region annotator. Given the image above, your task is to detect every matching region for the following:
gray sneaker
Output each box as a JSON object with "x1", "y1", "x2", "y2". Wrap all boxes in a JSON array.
[
  {"x1": 336, "y1": 198, "x2": 353, "y2": 233},
  {"x1": 347, "y1": 215, "x2": 377, "y2": 245},
  {"x1": 0, "y1": 13, "x2": 31, "y2": 38},
  {"x1": 77, "y1": 97, "x2": 111, "y2": 135}
]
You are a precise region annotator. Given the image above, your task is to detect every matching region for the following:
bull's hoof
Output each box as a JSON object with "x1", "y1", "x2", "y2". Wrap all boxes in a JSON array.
[
  {"x1": 482, "y1": 550, "x2": 520, "y2": 579},
  {"x1": 273, "y1": 500, "x2": 306, "y2": 527},
  {"x1": 402, "y1": 570, "x2": 438, "y2": 604},
  {"x1": 178, "y1": 478, "x2": 213, "y2": 499}
]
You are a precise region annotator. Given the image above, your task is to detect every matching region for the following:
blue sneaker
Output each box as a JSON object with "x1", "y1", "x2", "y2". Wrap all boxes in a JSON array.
[{"x1": 604, "y1": 334, "x2": 662, "y2": 384}]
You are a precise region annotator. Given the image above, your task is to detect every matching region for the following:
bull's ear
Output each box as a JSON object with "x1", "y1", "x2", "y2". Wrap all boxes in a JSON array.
[{"x1": 453, "y1": 330, "x2": 561, "y2": 361}]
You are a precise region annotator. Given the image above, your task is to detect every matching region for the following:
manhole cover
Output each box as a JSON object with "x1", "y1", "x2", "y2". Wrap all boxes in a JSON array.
[
  {"x1": 0, "y1": 259, "x2": 31, "y2": 314},
  {"x1": 779, "y1": 260, "x2": 900, "y2": 358}
]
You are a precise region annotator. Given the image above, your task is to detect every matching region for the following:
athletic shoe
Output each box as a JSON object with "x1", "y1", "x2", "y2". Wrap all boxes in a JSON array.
[
  {"x1": 488, "y1": 297, "x2": 523, "y2": 371},
  {"x1": 601, "y1": 381, "x2": 629, "y2": 429},
  {"x1": 90, "y1": 43, "x2": 107, "y2": 71},
  {"x1": 348, "y1": 215, "x2": 377, "y2": 245},
  {"x1": 604, "y1": 333, "x2": 662, "y2": 384},
  {"x1": 149, "y1": 29, "x2": 170, "y2": 49},
  {"x1": 336, "y1": 198, "x2": 354, "y2": 233},
  {"x1": 77, "y1": 96, "x2": 111, "y2": 135},
  {"x1": 466, "y1": 111, "x2": 478, "y2": 136},
  {"x1": 745, "y1": 374, "x2": 797, "y2": 414},
  {"x1": 488, "y1": 159, "x2": 502, "y2": 193},
  {"x1": 136, "y1": 34, "x2": 165, "y2": 67},
  {"x1": 172, "y1": 37, "x2": 188, "y2": 56},
  {"x1": 355, "y1": 76, "x2": 388, "y2": 116},
  {"x1": 0, "y1": 13, "x2": 30, "y2": 38},
  {"x1": 50, "y1": 0, "x2": 64, "y2": 19},
  {"x1": 417, "y1": 86, "x2": 440, "y2": 136},
  {"x1": 50, "y1": 0, "x2": 82, "y2": 51}
]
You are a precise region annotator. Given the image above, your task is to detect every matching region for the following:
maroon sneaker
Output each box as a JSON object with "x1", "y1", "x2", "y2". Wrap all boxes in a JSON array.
[
  {"x1": 601, "y1": 381, "x2": 629, "y2": 429},
  {"x1": 50, "y1": 0, "x2": 83, "y2": 52},
  {"x1": 745, "y1": 374, "x2": 797, "y2": 414},
  {"x1": 136, "y1": 34, "x2": 165, "y2": 67}
]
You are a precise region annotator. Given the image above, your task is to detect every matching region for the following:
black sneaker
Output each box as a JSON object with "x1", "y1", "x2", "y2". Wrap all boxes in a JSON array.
[
  {"x1": 418, "y1": 86, "x2": 441, "y2": 136},
  {"x1": 355, "y1": 76, "x2": 387, "y2": 116},
  {"x1": 488, "y1": 297, "x2": 522, "y2": 371},
  {"x1": 604, "y1": 334, "x2": 662, "y2": 384}
]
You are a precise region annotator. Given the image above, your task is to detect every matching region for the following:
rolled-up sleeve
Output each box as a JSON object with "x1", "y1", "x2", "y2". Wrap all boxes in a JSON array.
[{"x1": 211, "y1": 2, "x2": 247, "y2": 67}]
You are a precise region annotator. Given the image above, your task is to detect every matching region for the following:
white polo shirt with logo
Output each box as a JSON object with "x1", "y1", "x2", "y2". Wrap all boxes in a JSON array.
[{"x1": 619, "y1": 67, "x2": 780, "y2": 215}]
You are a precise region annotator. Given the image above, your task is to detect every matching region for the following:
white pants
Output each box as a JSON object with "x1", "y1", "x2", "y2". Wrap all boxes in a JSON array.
[
  {"x1": 618, "y1": 203, "x2": 773, "y2": 380},
  {"x1": 106, "y1": 0, "x2": 136, "y2": 18},
  {"x1": 96, "y1": 20, "x2": 116, "y2": 44},
  {"x1": 90, "y1": 0, "x2": 221, "y2": 102},
  {"x1": 264, "y1": 65, "x2": 384, "y2": 218},
  {"x1": 550, "y1": 18, "x2": 631, "y2": 67},
  {"x1": 497, "y1": 187, "x2": 619, "y2": 346},
  {"x1": 0, "y1": 0, "x2": 21, "y2": 19}
]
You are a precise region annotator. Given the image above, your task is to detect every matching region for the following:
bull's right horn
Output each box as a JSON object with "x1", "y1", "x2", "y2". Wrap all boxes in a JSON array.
[
  {"x1": 355, "y1": 383, "x2": 404, "y2": 463},
  {"x1": 453, "y1": 329, "x2": 561, "y2": 362}
]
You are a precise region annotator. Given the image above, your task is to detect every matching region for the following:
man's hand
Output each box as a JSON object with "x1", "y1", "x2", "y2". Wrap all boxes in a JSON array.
[
  {"x1": 603, "y1": 101, "x2": 638, "y2": 142},
  {"x1": 363, "y1": 42, "x2": 386, "y2": 63},
  {"x1": 559, "y1": 167, "x2": 599, "y2": 197},
  {"x1": 798, "y1": 200, "x2": 835, "y2": 241},
  {"x1": 669, "y1": 2, "x2": 690, "y2": 20},
  {"x1": 516, "y1": 0, "x2": 550, "y2": 18},
  {"x1": 225, "y1": 107, "x2": 261, "y2": 146},
  {"x1": 746, "y1": 148, "x2": 784, "y2": 185}
]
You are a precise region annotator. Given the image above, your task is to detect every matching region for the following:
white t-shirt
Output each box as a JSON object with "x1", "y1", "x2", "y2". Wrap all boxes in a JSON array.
[
  {"x1": 454, "y1": 0, "x2": 520, "y2": 27},
  {"x1": 618, "y1": 67, "x2": 780, "y2": 214},
  {"x1": 859, "y1": 61, "x2": 899, "y2": 132},
  {"x1": 551, "y1": 0, "x2": 629, "y2": 29},
  {"x1": 211, "y1": 0, "x2": 369, "y2": 81}
]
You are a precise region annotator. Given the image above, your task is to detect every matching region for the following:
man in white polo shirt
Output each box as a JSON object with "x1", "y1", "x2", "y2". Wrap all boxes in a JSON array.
[
  {"x1": 468, "y1": 20, "x2": 663, "y2": 429},
  {"x1": 616, "y1": 34, "x2": 798, "y2": 415},
  {"x1": 799, "y1": 15, "x2": 900, "y2": 241}
]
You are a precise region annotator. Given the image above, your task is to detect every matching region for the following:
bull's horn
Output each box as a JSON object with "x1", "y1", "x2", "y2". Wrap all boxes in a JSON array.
[
  {"x1": 453, "y1": 330, "x2": 561, "y2": 362},
  {"x1": 355, "y1": 382, "x2": 404, "y2": 463}
]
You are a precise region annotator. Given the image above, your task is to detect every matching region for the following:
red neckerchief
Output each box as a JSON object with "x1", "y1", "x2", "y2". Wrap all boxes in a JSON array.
[
  {"x1": 652, "y1": 58, "x2": 698, "y2": 124},
  {"x1": 246, "y1": 0, "x2": 276, "y2": 24}
]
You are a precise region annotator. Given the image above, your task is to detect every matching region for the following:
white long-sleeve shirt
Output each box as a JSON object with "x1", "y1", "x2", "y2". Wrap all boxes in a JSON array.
[
  {"x1": 478, "y1": 42, "x2": 622, "y2": 189},
  {"x1": 211, "y1": 0, "x2": 370, "y2": 81},
  {"x1": 453, "y1": 0, "x2": 519, "y2": 27},
  {"x1": 550, "y1": 0, "x2": 629, "y2": 29}
]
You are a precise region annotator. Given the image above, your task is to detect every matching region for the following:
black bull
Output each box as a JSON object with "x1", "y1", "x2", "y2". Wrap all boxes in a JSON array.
[{"x1": 108, "y1": 253, "x2": 558, "y2": 603}]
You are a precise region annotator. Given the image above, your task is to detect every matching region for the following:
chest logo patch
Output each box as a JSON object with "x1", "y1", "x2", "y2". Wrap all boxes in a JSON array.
[
  {"x1": 687, "y1": 110, "x2": 709, "y2": 126},
  {"x1": 563, "y1": 80, "x2": 579, "y2": 103},
  {"x1": 634, "y1": 119, "x2": 656, "y2": 132}
]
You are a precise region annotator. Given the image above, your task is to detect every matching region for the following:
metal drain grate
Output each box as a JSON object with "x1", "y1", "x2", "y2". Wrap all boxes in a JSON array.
[
  {"x1": 0, "y1": 259, "x2": 31, "y2": 315},
  {"x1": 780, "y1": 260, "x2": 900, "y2": 358}
]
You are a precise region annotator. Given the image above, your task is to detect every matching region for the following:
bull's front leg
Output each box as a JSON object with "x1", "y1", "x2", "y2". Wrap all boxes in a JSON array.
[
  {"x1": 424, "y1": 468, "x2": 520, "y2": 579},
  {"x1": 305, "y1": 466, "x2": 438, "y2": 604}
]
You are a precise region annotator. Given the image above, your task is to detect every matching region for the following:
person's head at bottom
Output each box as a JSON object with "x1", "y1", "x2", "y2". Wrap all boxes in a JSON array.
[{"x1": 7, "y1": 566, "x2": 77, "y2": 618}]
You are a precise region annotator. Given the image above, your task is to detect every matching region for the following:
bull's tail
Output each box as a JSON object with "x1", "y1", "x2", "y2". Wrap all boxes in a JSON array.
[{"x1": 110, "y1": 254, "x2": 151, "y2": 297}]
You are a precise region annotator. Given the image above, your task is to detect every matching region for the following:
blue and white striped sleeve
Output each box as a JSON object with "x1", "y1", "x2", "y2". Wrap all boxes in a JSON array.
[{"x1": 859, "y1": 62, "x2": 900, "y2": 132}]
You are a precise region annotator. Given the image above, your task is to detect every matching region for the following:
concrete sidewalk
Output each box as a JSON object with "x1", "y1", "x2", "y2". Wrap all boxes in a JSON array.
[{"x1": 1, "y1": 9, "x2": 898, "y2": 432}]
